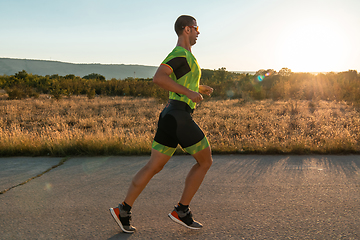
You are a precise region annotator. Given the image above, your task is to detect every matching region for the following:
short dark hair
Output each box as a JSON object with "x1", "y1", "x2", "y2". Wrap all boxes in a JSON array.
[{"x1": 174, "y1": 15, "x2": 196, "y2": 36}]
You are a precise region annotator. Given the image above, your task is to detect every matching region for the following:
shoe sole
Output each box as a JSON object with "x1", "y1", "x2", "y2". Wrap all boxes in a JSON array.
[
  {"x1": 168, "y1": 212, "x2": 202, "y2": 230},
  {"x1": 109, "y1": 208, "x2": 135, "y2": 234}
]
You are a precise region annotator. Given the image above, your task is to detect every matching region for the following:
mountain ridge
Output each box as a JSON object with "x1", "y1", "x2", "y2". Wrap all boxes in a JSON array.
[{"x1": 0, "y1": 58, "x2": 158, "y2": 79}]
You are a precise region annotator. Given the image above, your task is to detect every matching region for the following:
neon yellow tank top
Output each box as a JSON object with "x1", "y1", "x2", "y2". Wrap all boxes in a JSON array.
[{"x1": 161, "y1": 46, "x2": 201, "y2": 109}]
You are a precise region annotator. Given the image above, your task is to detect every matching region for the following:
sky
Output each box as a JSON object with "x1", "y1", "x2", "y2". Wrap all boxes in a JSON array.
[{"x1": 1, "y1": 0, "x2": 360, "y2": 73}]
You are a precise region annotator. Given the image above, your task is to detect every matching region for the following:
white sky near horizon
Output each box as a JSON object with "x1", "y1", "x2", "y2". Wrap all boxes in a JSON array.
[{"x1": 1, "y1": 0, "x2": 359, "y2": 73}]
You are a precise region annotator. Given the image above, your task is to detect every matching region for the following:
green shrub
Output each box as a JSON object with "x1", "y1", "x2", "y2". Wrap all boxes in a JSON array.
[
  {"x1": 6, "y1": 87, "x2": 27, "y2": 100},
  {"x1": 87, "y1": 88, "x2": 96, "y2": 99}
]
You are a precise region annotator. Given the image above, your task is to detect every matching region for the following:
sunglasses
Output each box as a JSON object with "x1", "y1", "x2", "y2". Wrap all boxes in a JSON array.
[{"x1": 183, "y1": 25, "x2": 199, "y2": 32}]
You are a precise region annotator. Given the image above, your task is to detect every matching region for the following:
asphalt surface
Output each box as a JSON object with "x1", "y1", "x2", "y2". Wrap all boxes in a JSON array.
[{"x1": 1, "y1": 155, "x2": 359, "y2": 239}]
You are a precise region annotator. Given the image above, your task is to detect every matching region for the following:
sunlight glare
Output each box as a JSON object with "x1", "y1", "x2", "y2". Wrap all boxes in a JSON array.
[{"x1": 277, "y1": 17, "x2": 350, "y2": 72}]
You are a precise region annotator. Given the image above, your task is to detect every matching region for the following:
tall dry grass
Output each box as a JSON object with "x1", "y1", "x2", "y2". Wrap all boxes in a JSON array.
[
  {"x1": 197, "y1": 99, "x2": 360, "y2": 154},
  {"x1": 1, "y1": 95, "x2": 360, "y2": 156},
  {"x1": 0, "y1": 95, "x2": 162, "y2": 156}
]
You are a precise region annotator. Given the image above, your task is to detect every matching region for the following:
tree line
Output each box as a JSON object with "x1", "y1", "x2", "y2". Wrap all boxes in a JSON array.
[
  {"x1": 0, "y1": 68, "x2": 359, "y2": 103},
  {"x1": 202, "y1": 68, "x2": 360, "y2": 103}
]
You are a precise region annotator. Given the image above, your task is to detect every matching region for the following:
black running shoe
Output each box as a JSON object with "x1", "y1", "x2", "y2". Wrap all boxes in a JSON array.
[
  {"x1": 109, "y1": 204, "x2": 136, "y2": 233},
  {"x1": 168, "y1": 206, "x2": 203, "y2": 229}
]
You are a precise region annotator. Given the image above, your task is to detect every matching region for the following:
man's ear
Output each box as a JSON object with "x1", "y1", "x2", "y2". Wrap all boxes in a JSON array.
[{"x1": 184, "y1": 26, "x2": 190, "y2": 34}]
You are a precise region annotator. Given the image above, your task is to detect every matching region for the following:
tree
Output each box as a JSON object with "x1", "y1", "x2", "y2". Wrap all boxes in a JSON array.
[
  {"x1": 14, "y1": 70, "x2": 28, "y2": 80},
  {"x1": 64, "y1": 74, "x2": 76, "y2": 80},
  {"x1": 83, "y1": 73, "x2": 106, "y2": 81},
  {"x1": 212, "y1": 67, "x2": 229, "y2": 83},
  {"x1": 278, "y1": 68, "x2": 292, "y2": 77}
]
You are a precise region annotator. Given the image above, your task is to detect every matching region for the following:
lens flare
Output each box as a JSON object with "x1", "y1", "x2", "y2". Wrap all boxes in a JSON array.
[
  {"x1": 226, "y1": 90, "x2": 234, "y2": 98},
  {"x1": 257, "y1": 72, "x2": 271, "y2": 82},
  {"x1": 44, "y1": 183, "x2": 52, "y2": 191}
]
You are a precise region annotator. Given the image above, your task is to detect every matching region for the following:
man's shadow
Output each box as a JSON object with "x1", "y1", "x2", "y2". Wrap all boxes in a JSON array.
[{"x1": 107, "y1": 232, "x2": 132, "y2": 240}]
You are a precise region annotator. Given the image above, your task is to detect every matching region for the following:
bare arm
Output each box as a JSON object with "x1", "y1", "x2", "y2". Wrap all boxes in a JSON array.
[{"x1": 153, "y1": 65, "x2": 203, "y2": 103}]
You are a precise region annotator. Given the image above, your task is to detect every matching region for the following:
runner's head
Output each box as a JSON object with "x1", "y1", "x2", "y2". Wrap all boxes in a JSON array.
[
  {"x1": 175, "y1": 15, "x2": 199, "y2": 46},
  {"x1": 175, "y1": 15, "x2": 197, "y2": 36}
]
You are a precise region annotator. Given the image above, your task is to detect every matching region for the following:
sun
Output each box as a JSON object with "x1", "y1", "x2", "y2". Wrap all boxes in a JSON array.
[{"x1": 276, "y1": 17, "x2": 350, "y2": 72}]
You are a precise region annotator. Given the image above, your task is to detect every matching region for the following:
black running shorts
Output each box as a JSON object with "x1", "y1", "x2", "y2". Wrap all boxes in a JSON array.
[{"x1": 152, "y1": 100, "x2": 209, "y2": 156}]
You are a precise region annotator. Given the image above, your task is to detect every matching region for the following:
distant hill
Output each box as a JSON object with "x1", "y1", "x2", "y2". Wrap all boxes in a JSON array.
[
  {"x1": 232, "y1": 70, "x2": 256, "y2": 75},
  {"x1": 0, "y1": 58, "x2": 157, "y2": 79}
]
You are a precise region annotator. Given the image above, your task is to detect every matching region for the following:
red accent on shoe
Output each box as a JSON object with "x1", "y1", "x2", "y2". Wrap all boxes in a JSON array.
[
  {"x1": 113, "y1": 207, "x2": 120, "y2": 217},
  {"x1": 171, "y1": 210, "x2": 180, "y2": 220}
]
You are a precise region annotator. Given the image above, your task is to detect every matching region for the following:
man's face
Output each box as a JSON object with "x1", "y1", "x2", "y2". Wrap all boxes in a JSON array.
[{"x1": 189, "y1": 20, "x2": 200, "y2": 46}]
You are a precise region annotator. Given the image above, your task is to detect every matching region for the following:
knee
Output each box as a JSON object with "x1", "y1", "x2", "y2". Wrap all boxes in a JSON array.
[
  {"x1": 206, "y1": 157, "x2": 213, "y2": 169},
  {"x1": 193, "y1": 147, "x2": 213, "y2": 170},
  {"x1": 200, "y1": 157, "x2": 213, "y2": 171}
]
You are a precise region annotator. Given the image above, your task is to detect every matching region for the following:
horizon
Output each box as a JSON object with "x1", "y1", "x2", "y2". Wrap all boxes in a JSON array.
[{"x1": 2, "y1": 57, "x2": 356, "y2": 75}]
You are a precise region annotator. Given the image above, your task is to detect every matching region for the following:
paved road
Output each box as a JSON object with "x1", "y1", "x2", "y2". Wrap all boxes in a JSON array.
[{"x1": 1, "y1": 155, "x2": 359, "y2": 239}]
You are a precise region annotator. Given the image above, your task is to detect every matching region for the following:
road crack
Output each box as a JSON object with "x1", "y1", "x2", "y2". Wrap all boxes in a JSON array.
[{"x1": 0, "y1": 157, "x2": 70, "y2": 195}]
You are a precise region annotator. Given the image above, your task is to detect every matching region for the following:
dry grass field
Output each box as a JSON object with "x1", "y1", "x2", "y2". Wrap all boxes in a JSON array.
[{"x1": 1, "y1": 95, "x2": 360, "y2": 156}]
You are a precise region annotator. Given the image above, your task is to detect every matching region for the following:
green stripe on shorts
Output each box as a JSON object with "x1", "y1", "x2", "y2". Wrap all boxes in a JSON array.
[
  {"x1": 152, "y1": 141, "x2": 176, "y2": 156},
  {"x1": 184, "y1": 136, "x2": 210, "y2": 155}
]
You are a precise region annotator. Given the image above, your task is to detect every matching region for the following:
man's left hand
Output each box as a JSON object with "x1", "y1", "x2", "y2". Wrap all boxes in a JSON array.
[{"x1": 199, "y1": 85, "x2": 213, "y2": 96}]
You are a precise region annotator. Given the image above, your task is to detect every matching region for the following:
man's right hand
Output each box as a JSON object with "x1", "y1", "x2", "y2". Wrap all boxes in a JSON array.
[{"x1": 186, "y1": 90, "x2": 203, "y2": 103}]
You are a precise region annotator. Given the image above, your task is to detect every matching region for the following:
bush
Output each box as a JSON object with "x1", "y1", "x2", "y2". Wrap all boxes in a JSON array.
[
  {"x1": 6, "y1": 87, "x2": 27, "y2": 100},
  {"x1": 87, "y1": 88, "x2": 96, "y2": 99}
]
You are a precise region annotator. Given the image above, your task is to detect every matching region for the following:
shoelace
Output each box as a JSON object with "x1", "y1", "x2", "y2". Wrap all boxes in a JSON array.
[
  {"x1": 120, "y1": 214, "x2": 131, "y2": 225},
  {"x1": 119, "y1": 209, "x2": 132, "y2": 225},
  {"x1": 179, "y1": 209, "x2": 194, "y2": 225}
]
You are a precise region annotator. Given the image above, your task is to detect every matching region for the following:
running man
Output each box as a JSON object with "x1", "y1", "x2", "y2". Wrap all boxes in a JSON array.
[{"x1": 110, "y1": 15, "x2": 213, "y2": 233}]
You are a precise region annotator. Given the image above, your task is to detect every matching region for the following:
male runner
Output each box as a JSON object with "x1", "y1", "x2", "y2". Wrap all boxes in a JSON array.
[{"x1": 110, "y1": 15, "x2": 213, "y2": 233}]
